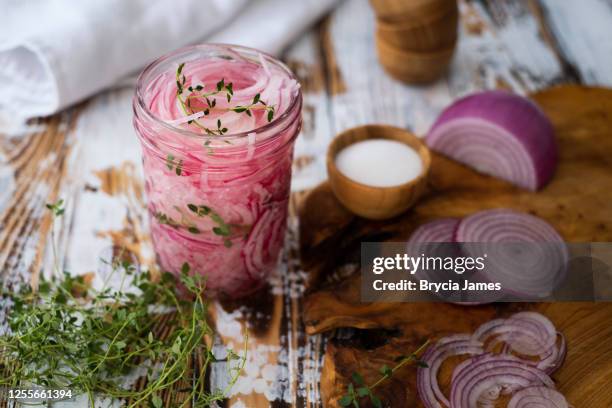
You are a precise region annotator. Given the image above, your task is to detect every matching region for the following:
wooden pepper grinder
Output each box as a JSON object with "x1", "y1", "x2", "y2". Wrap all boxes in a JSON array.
[{"x1": 370, "y1": 0, "x2": 459, "y2": 84}]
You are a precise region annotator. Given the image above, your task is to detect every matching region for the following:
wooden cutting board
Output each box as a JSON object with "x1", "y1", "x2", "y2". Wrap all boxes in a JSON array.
[{"x1": 298, "y1": 86, "x2": 612, "y2": 407}]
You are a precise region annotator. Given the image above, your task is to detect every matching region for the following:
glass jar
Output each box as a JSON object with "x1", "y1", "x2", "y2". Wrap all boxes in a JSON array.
[{"x1": 133, "y1": 44, "x2": 302, "y2": 298}]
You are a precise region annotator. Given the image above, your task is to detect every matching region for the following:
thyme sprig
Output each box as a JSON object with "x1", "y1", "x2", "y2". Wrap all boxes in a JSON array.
[
  {"x1": 154, "y1": 205, "x2": 234, "y2": 248},
  {"x1": 165, "y1": 154, "x2": 184, "y2": 175},
  {"x1": 45, "y1": 198, "x2": 65, "y2": 277},
  {"x1": 175, "y1": 62, "x2": 276, "y2": 137},
  {"x1": 45, "y1": 199, "x2": 65, "y2": 217},
  {"x1": 187, "y1": 204, "x2": 233, "y2": 248},
  {"x1": 0, "y1": 202, "x2": 247, "y2": 407},
  {"x1": 155, "y1": 209, "x2": 202, "y2": 236},
  {"x1": 229, "y1": 92, "x2": 276, "y2": 123},
  {"x1": 338, "y1": 340, "x2": 430, "y2": 408}
]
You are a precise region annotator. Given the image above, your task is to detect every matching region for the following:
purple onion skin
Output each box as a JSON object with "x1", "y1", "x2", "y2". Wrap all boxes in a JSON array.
[{"x1": 426, "y1": 90, "x2": 557, "y2": 191}]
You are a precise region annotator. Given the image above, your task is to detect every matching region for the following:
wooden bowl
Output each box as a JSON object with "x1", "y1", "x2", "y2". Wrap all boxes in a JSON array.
[
  {"x1": 327, "y1": 125, "x2": 431, "y2": 220},
  {"x1": 376, "y1": 31, "x2": 455, "y2": 83},
  {"x1": 370, "y1": 0, "x2": 457, "y2": 23},
  {"x1": 376, "y1": 5, "x2": 458, "y2": 51}
]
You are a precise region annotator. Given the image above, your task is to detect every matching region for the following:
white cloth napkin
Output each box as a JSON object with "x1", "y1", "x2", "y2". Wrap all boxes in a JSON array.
[
  {"x1": 0, "y1": 0, "x2": 339, "y2": 122},
  {"x1": 209, "y1": 0, "x2": 338, "y2": 56}
]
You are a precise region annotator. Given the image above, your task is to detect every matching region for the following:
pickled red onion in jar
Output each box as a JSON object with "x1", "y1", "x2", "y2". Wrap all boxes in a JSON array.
[{"x1": 133, "y1": 44, "x2": 302, "y2": 298}]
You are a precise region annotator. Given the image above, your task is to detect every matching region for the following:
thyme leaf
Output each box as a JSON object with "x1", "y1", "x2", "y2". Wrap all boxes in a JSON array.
[{"x1": 174, "y1": 62, "x2": 277, "y2": 140}]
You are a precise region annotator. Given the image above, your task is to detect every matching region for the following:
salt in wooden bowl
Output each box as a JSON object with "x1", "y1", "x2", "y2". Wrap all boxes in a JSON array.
[{"x1": 327, "y1": 124, "x2": 431, "y2": 220}]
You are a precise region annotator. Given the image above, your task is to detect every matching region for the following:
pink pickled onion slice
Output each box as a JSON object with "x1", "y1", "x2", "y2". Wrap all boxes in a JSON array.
[
  {"x1": 450, "y1": 354, "x2": 555, "y2": 408},
  {"x1": 456, "y1": 209, "x2": 568, "y2": 299},
  {"x1": 417, "y1": 334, "x2": 484, "y2": 407},
  {"x1": 146, "y1": 55, "x2": 296, "y2": 136},
  {"x1": 243, "y1": 201, "x2": 287, "y2": 280},
  {"x1": 166, "y1": 110, "x2": 205, "y2": 125},
  {"x1": 426, "y1": 90, "x2": 557, "y2": 191},
  {"x1": 508, "y1": 386, "x2": 569, "y2": 408}
]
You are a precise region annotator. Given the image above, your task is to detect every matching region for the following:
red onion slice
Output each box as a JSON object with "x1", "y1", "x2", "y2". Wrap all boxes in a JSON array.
[
  {"x1": 408, "y1": 218, "x2": 460, "y2": 243},
  {"x1": 417, "y1": 313, "x2": 568, "y2": 407},
  {"x1": 407, "y1": 219, "x2": 459, "y2": 283},
  {"x1": 450, "y1": 354, "x2": 555, "y2": 407},
  {"x1": 473, "y1": 312, "x2": 565, "y2": 374},
  {"x1": 504, "y1": 312, "x2": 557, "y2": 355},
  {"x1": 542, "y1": 333, "x2": 566, "y2": 374},
  {"x1": 407, "y1": 219, "x2": 472, "y2": 303},
  {"x1": 508, "y1": 386, "x2": 569, "y2": 408},
  {"x1": 417, "y1": 334, "x2": 484, "y2": 407},
  {"x1": 526, "y1": 332, "x2": 566, "y2": 374},
  {"x1": 406, "y1": 219, "x2": 461, "y2": 270},
  {"x1": 426, "y1": 90, "x2": 557, "y2": 191},
  {"x1": 456, "y1": 209, "x2": 568, "y2": 299},
  {"x1": 475, "y1": 313, "x2": 556, "y2": 355}
]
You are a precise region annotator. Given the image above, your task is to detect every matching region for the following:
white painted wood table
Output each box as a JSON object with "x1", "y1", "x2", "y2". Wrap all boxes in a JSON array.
[{"x1": 1, "y1": 0, "x2": 612, "y2": 406}]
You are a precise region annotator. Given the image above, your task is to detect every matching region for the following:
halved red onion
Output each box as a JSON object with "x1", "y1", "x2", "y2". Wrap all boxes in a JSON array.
[
  {"x1": 450, "y1": 354, "x2": 555, "y2": 407},
  {"x1": 508, "y1": 386, "x2": 569, "y2": 408},
  {"x1": 417, "y1": 334, "x2": 484, "y2": 408},
  {"x1": 426, "y1": 90, "x2": 557, "y2": 191},
  {"x1": 456, "y1": 209, "x2": 568, "y2": 299}
]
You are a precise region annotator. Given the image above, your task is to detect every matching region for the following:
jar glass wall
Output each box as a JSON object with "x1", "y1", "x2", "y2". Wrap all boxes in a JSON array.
[{"x1": 133, "y1": 44, "x2": 302, "y2": 298}]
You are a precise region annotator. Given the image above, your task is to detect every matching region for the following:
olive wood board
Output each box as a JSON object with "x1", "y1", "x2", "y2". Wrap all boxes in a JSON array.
[{"x1": 298, "y1": 86, "x2": 612, "y2": 407}]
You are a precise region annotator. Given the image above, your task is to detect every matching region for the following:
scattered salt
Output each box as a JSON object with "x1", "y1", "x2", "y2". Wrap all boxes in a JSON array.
[{"x1": 335, "y1": 139, "x2": 422, "y2": 187}]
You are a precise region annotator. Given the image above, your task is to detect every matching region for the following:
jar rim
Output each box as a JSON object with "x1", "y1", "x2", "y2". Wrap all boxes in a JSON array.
[{"x1": 134, "y1": 43, "x2": 301, "y2": 140}]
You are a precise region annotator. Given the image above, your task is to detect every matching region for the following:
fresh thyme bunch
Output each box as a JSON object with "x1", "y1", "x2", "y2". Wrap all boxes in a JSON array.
[{"x1": 0, "y1": 201, "x2": 246, "y2": 407}]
